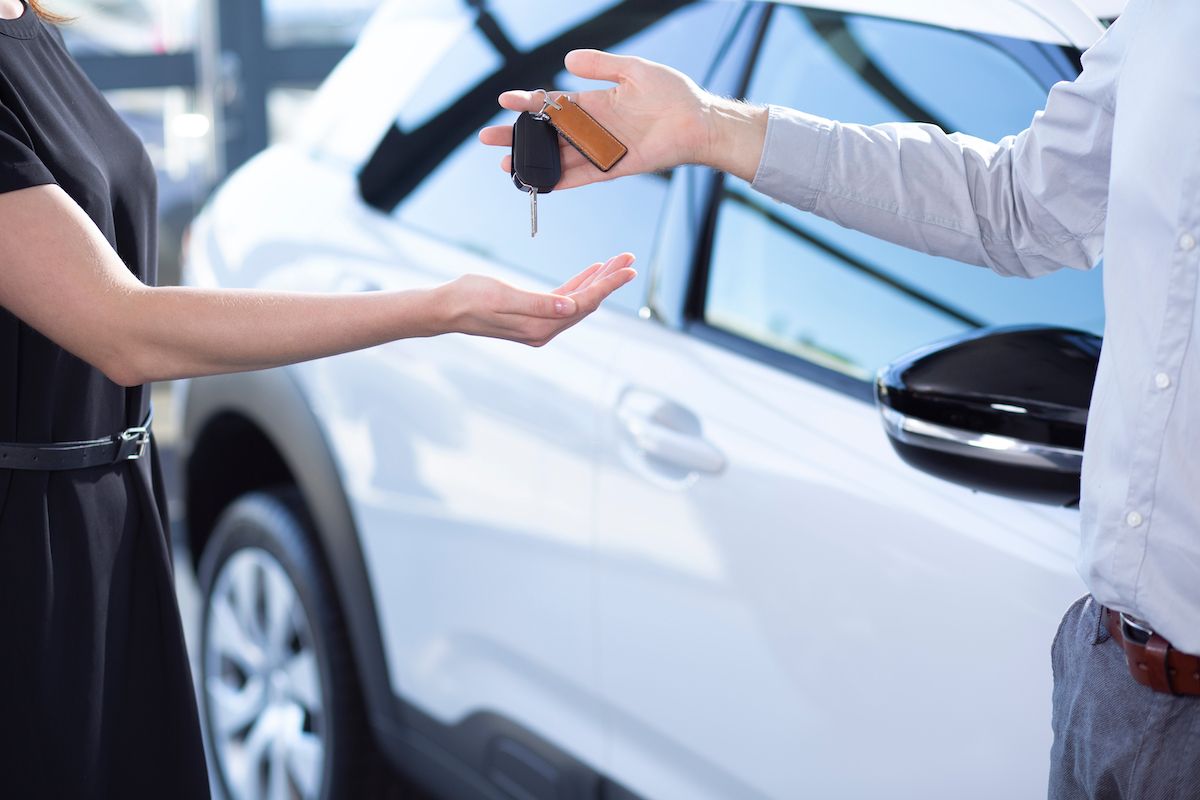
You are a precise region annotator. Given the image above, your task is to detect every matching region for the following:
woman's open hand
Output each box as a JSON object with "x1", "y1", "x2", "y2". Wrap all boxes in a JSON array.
[{"x1": 437, "y1": 253, "x2": 636, "y2": 346}]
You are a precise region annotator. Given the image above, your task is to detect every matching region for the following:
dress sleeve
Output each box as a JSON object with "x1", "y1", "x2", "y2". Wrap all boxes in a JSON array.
[{"x1": 0, "y1": 99, "x2": 55, "y2": 194}]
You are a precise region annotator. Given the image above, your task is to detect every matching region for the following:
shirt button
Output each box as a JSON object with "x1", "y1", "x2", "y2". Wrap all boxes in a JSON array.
[
  {"x1": 1181, "y1": 232, "x2": 1197, "y2": 251},
  {"x1": 1126, "y1": 510, "x2": 1144, "y2": 528},
  {"x1": 1155, "y1": 372, "x2": 1172, "y2": 389}
]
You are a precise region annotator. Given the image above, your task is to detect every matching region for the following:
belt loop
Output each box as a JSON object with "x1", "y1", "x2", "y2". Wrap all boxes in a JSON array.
[
  {"x1": 1092, "y1": 599, "x2": 1111, "y2": 645},
  {"x1": 1139, "y1": 635, "x2": 1174, "y2": 694}
]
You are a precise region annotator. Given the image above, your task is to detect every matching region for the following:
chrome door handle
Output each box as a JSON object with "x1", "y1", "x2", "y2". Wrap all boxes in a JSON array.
[{"x1": 616, "y1": 390, "x2": 726, "y2": 476}]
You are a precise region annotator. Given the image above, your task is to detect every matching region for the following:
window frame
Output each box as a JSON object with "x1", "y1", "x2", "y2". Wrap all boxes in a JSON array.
[
  {"x1": 356, "y1": 0, "x2": 701, "y2": 213},
  {"x1": 682, "y1": 2, "x2": 1087, "y2": 403}
]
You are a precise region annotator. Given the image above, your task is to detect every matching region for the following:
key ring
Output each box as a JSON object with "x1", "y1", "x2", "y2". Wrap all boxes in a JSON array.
[{"x1": 535, "y1": 88, "x2": 561, "y2": 119}]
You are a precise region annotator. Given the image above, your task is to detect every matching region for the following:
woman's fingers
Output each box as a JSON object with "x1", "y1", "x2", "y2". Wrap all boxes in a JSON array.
[
  {"x1": 571, "y1": 268, "x2": 637, "y2": 314},
  {"x1": 576, "y1": 254, "x2": 627, "y2": 293},
  {"x1": 555, "y1": 261, "x2": 604, "y2": 295},
  {"x1": 491, "y1": 282, "x2": 578, "y2": 319},
  {"x1": 570, "y1": 255, "x2": 636, "y2": 306},
  {"x1": 546, "y1": 254, "x2": 634, "y2": 306},
  {"x1": 506, "y1": 256, "x2": 636, "y2": 346},
  {"x1": 513, "y1": 254, "x2": 634, "y2": 319}
]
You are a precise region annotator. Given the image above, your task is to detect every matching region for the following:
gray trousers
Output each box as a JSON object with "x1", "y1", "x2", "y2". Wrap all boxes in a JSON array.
[{"x1": 1050, "y1": 596, "x2": 1200, "y2": 799}]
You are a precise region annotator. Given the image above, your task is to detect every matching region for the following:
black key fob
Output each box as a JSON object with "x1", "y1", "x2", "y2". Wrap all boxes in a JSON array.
[{"x1": 511, "y1": 112, "x2": 561, "y2": 194}]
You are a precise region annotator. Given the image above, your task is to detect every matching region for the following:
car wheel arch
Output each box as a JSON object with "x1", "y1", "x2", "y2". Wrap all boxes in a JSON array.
[{"x1": 180, "y1": 367, "x2": 401, "y2": 742}]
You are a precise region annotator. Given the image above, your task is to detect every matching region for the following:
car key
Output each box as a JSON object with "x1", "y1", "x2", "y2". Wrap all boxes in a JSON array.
[{"x1": 511, "y1": 109, "x2": 561, "y2": 237}]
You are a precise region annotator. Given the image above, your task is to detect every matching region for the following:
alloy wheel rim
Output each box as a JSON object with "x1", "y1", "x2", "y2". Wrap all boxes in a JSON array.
[{"x1": 204, "y1": 548, "x2": 326, "y2": 800}]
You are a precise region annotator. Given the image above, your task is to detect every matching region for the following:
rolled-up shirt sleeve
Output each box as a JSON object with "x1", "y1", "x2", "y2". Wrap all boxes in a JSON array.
[{"x1": 750, "y1": 13, "x2": 1133, "y2": 279}]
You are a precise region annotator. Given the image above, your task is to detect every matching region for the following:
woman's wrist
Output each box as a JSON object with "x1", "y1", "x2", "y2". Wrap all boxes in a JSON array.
[
  {"x1": 699, "y1": 96, "x2": 770, "y2": 182},
  {"x1": 421, "y1": 282, "x2": 463, "y2": 336}
]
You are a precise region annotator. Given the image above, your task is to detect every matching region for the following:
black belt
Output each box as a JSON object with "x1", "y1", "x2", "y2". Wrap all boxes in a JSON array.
[{"x1": 0, "y1": 411, "x2": 153, "y2": 471}]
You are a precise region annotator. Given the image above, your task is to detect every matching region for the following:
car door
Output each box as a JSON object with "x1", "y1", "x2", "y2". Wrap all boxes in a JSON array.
[
  {"x1": 593, "y1": 7, "x2": 1099, "y2": 799},
  {"x1": 295, "y1": 0, "x2": 749, "y2": 778}
]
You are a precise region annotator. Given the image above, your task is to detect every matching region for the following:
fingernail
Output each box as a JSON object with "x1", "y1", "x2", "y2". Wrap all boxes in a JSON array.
[{"x1": 555, "y1": 298, "x2": 575, "y2": 315}]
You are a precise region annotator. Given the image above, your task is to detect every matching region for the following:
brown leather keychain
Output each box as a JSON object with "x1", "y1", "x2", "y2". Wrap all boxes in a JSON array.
[{"x1": 537, "y1": 91, "x2": 628, "y2": 173}]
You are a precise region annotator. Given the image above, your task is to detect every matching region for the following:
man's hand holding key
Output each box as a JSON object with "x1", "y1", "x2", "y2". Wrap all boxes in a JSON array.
[{"x1": 480, "y1": 49, "x2": 770, "y2": 189}]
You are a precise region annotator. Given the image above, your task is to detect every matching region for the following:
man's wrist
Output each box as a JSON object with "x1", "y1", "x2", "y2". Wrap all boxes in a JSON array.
[{"x1": 700, "y1": 97, "x2": 769, "y2": 181}]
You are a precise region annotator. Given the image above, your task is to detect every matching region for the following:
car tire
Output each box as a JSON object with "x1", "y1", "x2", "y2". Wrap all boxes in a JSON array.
[{"x1": 197, "y1": 488, "x2": 407, "y2": 800}]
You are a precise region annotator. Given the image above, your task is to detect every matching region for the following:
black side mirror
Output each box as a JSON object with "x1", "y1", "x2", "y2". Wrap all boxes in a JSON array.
[{"x1": 875, "y1": 326, "x2": 1100, "y2": 506}]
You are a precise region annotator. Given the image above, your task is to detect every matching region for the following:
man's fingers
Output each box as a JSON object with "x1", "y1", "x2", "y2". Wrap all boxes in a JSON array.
[
  {"x1": 479, "y1": 124, "x2": 513, "y2": 147},
  {"x1": 498, "y1": 89, "x2": 552, "y2": 113},
  {"x1": 564, "y1": 49, "x2": 640, "y2": 83}
]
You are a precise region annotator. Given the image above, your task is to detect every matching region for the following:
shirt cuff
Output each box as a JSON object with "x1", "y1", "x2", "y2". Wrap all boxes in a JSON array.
[{"x1": 750, "y1": 105, "x2": 835, "y2": 212}]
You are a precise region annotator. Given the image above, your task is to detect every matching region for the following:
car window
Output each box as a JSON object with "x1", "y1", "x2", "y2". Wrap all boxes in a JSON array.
[
  {"x1": 702, "y1": 8, "x2": 1106, "y2": 382},
  {"x1": 387, "y1": 2, "x2": 741, "y2": 311},
  {"x1": 488, "y1": 0, "x2": 623, "y2": 53},
  {"x1": 393, "y1": 22, "x2": 503, "y2": 133}
]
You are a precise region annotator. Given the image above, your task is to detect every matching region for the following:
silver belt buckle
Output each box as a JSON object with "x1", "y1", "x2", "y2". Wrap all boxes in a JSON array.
[
  {"x1": 1119, "y1": 612, "x2": 1155, "y2": 644},
  {"x1": 119, "y1": 425, "x2": 151, "y2": 461}
]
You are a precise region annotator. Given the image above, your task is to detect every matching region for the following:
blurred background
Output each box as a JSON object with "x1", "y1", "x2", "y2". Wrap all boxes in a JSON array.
[{"x1": 58, "y1": 0, "x2": 383, "y2": 287}]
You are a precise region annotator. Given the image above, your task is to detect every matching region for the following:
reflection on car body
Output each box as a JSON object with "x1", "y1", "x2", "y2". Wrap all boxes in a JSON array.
[{"x1": 181, "y1": 2, "x2": 1108, "y2": 798}]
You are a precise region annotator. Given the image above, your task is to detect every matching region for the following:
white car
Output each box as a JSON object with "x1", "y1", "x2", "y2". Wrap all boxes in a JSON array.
[{"x1": 179, "y1": 2, "x2": 1112, "y2": 798}]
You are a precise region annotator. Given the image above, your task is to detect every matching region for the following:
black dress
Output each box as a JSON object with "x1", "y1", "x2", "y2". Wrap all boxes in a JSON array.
[{"x1": 0, "y1": 4, "x2": 210, "y2": 797}]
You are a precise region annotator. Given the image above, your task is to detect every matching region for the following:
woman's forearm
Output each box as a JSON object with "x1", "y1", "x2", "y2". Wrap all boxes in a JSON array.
[
  {"x1": 114, "y1": 285, "x2": 447, "y2": 386},
  {"x1": 0, "y1": 185, "x2": 635, "y2": 389}
]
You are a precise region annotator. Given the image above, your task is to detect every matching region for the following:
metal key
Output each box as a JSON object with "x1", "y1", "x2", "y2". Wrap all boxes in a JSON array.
[{"x1": 511, "y1": 110, "x2": 561, "y2": 237}]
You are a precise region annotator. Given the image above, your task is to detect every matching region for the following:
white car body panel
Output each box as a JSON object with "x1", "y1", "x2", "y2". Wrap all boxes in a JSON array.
[
  {"x1": 185, "y1": 2, "x2": 1107, "y2": 796},
  {"x1": 195, "y1": 141, "x2": 1087, "y2": 798},
  {"x1": 594, "y1": 317, "x2": 1083, "y2": 799},
  {"x1": 195, "y1": 147, "x2": 621, "y2": 767}
]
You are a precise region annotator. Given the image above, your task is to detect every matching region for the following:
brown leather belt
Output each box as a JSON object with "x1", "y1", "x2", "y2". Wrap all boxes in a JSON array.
[{"x1": 1102, "y1": 606, "x2": 1200, "y2": 695}]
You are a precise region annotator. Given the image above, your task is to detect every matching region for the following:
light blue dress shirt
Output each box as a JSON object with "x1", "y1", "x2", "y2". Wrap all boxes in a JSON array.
[{"x1": 751, "y1": 1, "x2": 1200, "y2": 652}]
